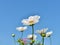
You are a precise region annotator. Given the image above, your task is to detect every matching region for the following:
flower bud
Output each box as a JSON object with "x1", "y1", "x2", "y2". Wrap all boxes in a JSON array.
[
  {"x1": 12, "y1": 34, "x2": 15, "y2": 37},
  {"x1": 32, "y1": 40, "x2": 35, "y2": 43}
]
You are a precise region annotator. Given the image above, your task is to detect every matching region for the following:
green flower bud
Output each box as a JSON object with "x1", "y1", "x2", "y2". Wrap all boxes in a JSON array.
[
  {"x1": 32, "y1": 40, "x2": 35, "y2": 43},
  {"x1": 12, "y1": 34, "x2": 15, "y2": 37},
  {"x1": 17, "y1": 39, "x2": 22, "y2": 43},
  {"x1": 17, "y1": 39, "x2": 24, "y2": 45}
]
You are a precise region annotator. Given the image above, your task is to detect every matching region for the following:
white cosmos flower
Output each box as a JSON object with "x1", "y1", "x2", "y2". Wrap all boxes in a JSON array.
[
  {"x1": 36, "y1": 28, "x2": 48, "y2": 34},
  {"x1": 27, "y1": 34, "x2": 37, "y2": 40},
  {"x1": 46, "y1": 31, "x2": 53, "y2": 37},
  {"x1": 16, "y1": 26, "x2": 27, "y2": 32},
  {"x1": 22, "y1": 15, "x2": 40, "y2": 25}
]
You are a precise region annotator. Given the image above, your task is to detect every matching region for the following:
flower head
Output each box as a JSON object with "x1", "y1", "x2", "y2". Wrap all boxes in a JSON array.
[
  {"x1": 36, "y1": 28, "x2": 53, "y2": 37},
  {"x1": 46, "y1": 31, "x2": 53, "y2": 37},
  {"x1": 22, "y1": 15, "x2": 40, "y2": 26},
  {"x1": 12, "y1": 33, "x2": 15, "y2": 37},
  {"x1": 36, "y1": 28, "x2": 48, "y2": 34},
  {"x1": 36, "y1": 28, "x2": 48, "y2": 37},
  {"x1": 27, "y1": 34, "x2": 37, "y2": 40},
  {"x1": 16, "y1": 26, "x2": 27, "y2": 32}
]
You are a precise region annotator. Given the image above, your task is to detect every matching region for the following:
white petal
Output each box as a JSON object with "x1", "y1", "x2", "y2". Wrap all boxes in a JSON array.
[
  {"x1": 16, "y1": 26, "x2": 27, "y2": 31},
  {"x1": 21, "y1": 19, "x2": 29, "y2": 25},
  {"x1": 27, "y1": 34, "x2": 37, "y2": 40},
  {"x1": 23, "y1": 26, "x2": 27, "y2": 30},
  {"x1": 36, "y1": 28, "x2": 48, "y2": 34},
  {"x1": 46, "y1": 31, "x2": 53, "y2": 37},
  {"x1": 33, "y1": 19, "x2": 39, "y2": 24},
  {"x1": 36, "y1": 30, "x2": 41, "y2": 34},
  {"x1": 28, "y1": 15, "x2": 40, "y2": 24},
  {"x1": 22, "y1": 15, "x2": 40, "y2": 25},
  {"x1": 29, "y1": 16, "x2": 34, "y2": 20},
  {"x1": 34, "y1": 15, "x2": 40, "y2": 20},
  {"x1": 43, "y1": 28, "x2": 48, "y2": 33},
  {"x1": 29, "y1": 15, "x2": 40, "y2": 20}
]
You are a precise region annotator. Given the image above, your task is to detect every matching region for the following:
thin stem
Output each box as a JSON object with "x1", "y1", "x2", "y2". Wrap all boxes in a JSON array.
[
  {"x1": 32, "y1": 25, "x2": 34, "y2": 39},
  {"x1": 21, "y1": 32, "x2": 23, "y2": 39},
  {"x1": 13, "y1": 37, "x2": 16, "y2": 45},
  {"x1": 42, "y1": 37, "x2": 44, "y2": 45},
  {"x1": 19, "y1": 43, "x2": 21, "y2": 45},
  {"x1": 30, "y1": 43, "x2": 33, "y2": 45},
  {"x1": 31, "y1": 25, "x2": 34, "y2": 45},
  {"x1": 49, "y1": 37, "x2": 52, "y2": 45}
]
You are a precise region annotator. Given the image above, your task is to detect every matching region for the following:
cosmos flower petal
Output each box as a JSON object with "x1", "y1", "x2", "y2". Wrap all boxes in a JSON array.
[
  {"x1": 16, "y1": 26, "x2": 27, "y2": 32},
  {"x1": 46, "y1": 31, "x2": 53, "y2": 37},
  {"x1": 21, "y1": 19, "x2": 29, "y2": 25},
  {"x1": 36, "y1": 28, "x2": 48, "y2": 34},
  {"x1": 29, "y1": 15, "x2": 40, "y2": 20},
  {"x1": 22, "y1": 15, "x2": 40, "y2": 25},
  {"x1": 27, "y1": 34, "x2": 37, "y2": 40}
]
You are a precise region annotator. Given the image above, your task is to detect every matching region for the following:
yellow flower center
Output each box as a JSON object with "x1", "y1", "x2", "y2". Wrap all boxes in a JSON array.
[
  {"x1": 29, "y1": 20, "x2": 34, "y2": 25},
  {"x1": 21, "y1": 28, "x2": 24, "y2": 30},
  {"x1": 41, "y1": 33, "x2": 46, "y2": 37}
]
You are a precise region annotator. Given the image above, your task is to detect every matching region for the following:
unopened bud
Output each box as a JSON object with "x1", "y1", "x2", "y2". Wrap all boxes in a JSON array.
[{"x1": 12, "y1": 34, "x2": 15, "y2": 37}]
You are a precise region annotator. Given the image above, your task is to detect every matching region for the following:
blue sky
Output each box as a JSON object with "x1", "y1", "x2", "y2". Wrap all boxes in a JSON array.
[{"x1": 0, "y1": 0, "x2": 60, "y2": 45}]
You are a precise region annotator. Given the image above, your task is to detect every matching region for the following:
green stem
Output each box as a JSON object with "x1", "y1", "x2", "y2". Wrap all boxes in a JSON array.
[
  {"x1": 30, "y1": 43, "x2": 33, "y2": 45},
  {"x1": 49, "y1": 37, "x2": 52, "y2": 45},
  {"x1": 20, "y1": 32, "x2": 24, "y2": 45},
  {"x1": 32, "y1": 25, "x2": 34, "y2": 39},
  {"x1": 13, "y1": 37, "x2": 16, "y2": 45},
  {"x1": 21, "y1": 32, "x2": 23, "y2": 39},
  {"x1": 19, "y1": 43, "x2": 21, "y2": 45},
  {"x1": 42, "y1": 37, "x2": 44, "y2": 45},
  {"x1": 31, "y1": 25, "x2": 34, "y2": 45}
]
